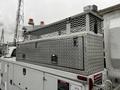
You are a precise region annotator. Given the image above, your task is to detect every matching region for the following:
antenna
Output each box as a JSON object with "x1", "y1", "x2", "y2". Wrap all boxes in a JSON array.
[
  {"x1": 14, "y1": 0, "x2": 24, "y2": 45},
  {"x1": 0, "y1": 28, "x2": 4, "y2": 44}
]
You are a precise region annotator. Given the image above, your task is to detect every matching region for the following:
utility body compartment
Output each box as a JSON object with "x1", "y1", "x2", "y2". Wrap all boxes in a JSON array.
[
  {"x1": 0, "y1": 60, "x2": 87, "y2": 90},
  {"x1": 16, "y1": 32, "x2": 104, "y2": 75}
]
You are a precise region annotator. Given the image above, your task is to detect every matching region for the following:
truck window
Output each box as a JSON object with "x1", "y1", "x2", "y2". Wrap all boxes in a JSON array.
[{"x1": 11, "y1": 49, "x2": 16, "y2": 57}]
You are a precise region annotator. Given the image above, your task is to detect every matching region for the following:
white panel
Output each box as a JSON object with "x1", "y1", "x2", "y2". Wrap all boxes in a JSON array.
[
  {"x1": 0, "y1": 61, "x2": 2, "y2": 85},
  {"x1": 7, "y1": 63, "x2": 16, "y2": 90},
  {"x1": 44, "y1": 73, "x2": 57, "y2": 90},
  {"x1": 4, "y1": 64, "x2": 8, "y2": 73},
  {"x1": 0, "y1": 62, "x2": 8, "y2": 90},
  {"x1": 13, "y1": 64, "x2": 25, "y2": 89},
  {"x1": 0, "y1": 62, "x2": 2, "y2": 70},
  {"x1": 13, "y1": 64, "x2": 44, "y2": 90},
  {"x1": 110, "y1": 18, "x2": 120, "y2": 29},
  {"x1": 5, "y1": 82, "x2": 7, "y2": 90},
  {"x1": 24, "y1": 68, "x2": 44, "y2": 90},
  {"x1": 44, "y1": 73, "x2": 85, "y2": 90},
  {"x1": 110, "y1": 28, "x2": 120, "y2": 59},
  {"x1": 70, "y1": 84, "x2": 82, "y2": 90}
]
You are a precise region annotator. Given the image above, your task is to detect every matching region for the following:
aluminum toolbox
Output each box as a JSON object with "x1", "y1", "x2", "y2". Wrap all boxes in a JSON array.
[{"x1": 16, "y1": 32, "x2": 104, "y2": 75}]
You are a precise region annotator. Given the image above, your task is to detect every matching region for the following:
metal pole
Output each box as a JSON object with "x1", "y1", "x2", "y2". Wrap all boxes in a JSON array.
[{"x1": 14, "y1": 0, "x2": 24, "y2": 45}]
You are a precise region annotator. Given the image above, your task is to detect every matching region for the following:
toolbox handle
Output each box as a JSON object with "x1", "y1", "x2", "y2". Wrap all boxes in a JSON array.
[
  {"x1": 73, "y1": 37, "x2": 79, "y2": 47},
  {"x1": 51, "y1": 54, "x2": 58, "y2": 64},
  {"x1": 23, "y1": 68, "x2": 26, "y2": 76}
]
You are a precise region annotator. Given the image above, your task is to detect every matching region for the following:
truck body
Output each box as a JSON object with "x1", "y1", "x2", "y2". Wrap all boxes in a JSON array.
[
  {"x1": 0, "y1": 58, "x2": 108, "y2": 90},
  {"x1": 0, "y1": 7, "x2": 112, "y2": 90}
]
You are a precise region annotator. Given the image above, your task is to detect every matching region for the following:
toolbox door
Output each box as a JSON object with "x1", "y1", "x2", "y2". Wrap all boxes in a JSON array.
[{"x1": 49, "y1": 36, "x2": 84, "y2": 70}]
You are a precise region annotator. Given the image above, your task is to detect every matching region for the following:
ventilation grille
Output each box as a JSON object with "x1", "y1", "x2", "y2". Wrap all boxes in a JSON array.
[
  {"x1": 25, "y1": 12, "x2": 103, "y2": 40},
  {"x1": 70, "y1": 15, "x2": 86, "y2": 33},
  {"x1": 89, "y1": 14, "x2": 103, "y2": 34}
]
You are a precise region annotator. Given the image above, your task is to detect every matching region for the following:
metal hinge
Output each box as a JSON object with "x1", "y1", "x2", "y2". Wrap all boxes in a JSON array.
[{"x1": 43, "y1": 76, "x2": 47, "y2": 81}]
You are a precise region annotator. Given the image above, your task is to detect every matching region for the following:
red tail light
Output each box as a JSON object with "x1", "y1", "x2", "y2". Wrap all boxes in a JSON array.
[
  {"x1": 94, "y1": 73, "x2": 102, "y2": 84},
  {"x1": 77, "y1": 75, "x2": 87, "y2": 81}
]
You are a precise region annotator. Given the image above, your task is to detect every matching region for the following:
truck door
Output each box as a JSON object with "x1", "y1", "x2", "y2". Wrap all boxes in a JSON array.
[
  {"x1": 0, "y1": 61, "x2": 8, "y2": 90},
  {"x1": 13, "y1": 64, "x2": 44, "y2": 90},
  {"x1": 44, "y1": 73, "x2": 85, "y2": 90},
  {"x1": 7, "y1": 63, "x2": 17, "y2": 90}
]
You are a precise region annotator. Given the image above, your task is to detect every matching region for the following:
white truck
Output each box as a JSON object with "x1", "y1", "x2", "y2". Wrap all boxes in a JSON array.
[
  {"x1": 0, "y1": 46, "x2": 110, "y2": 90},
  {"x1": 0, "y1": 5, "x2": 113, "y2": 90}
]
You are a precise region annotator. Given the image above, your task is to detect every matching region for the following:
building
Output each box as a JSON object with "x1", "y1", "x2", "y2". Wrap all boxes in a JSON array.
[
  {"x1": 99, "y1": 4, "x2": 120, "y2": 69},
  {"x1": 99, "y1": 4, "x2": 120, "y2": 87}
]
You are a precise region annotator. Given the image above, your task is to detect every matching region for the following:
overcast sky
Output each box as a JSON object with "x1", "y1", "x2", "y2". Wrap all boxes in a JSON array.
[{"x1": 0, "y1": 0, "x2": 120, "y2": 42}]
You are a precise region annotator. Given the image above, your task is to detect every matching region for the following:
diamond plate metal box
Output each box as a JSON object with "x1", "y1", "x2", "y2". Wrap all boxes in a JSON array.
[{"x1": 16, "y1": 32, "x2": 104, "y2": 75}]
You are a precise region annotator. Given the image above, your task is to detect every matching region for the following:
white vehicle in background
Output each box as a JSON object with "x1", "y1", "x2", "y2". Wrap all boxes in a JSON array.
[{"x1": 1, "y1": 46, "x2": 16, "y2": 61}]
